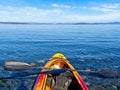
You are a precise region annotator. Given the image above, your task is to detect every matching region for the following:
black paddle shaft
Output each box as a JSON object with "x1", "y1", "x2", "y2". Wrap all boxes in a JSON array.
[{"x1": 0, "y1": 69, "x2": 69, "y2": 79}]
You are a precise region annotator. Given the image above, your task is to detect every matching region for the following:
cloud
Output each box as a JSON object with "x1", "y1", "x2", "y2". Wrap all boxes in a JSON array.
[
  {"x1": 68, "y1": 3, "x2": 120, "y2": 23},
  {"x1": 0, "y1": 3, "x2": 120, "y2": 23},
  {"x1": 61, "y1": 12, "x2": 120, "y2": 23},
  {"x1": 52, "y1": 3, "x2": 59, "y2": 7},
  {"x1": 102, "y1": 3, "x2": 120, "y2": 9},
  {"x1": 51, "y1": 3, "x2": 87, "y2": 9},
  {"x1": 91, "y1": 7, "x2": 116, "y2": 13},
  {"x1": 52, "y1": 3, "x2": 71, "y2": 8},
  {"x1": 91, "y1": 3, "x2": 120, "y2": 13},
  {"x1": 0, "y1": 6, "x2": 62, "y2": 22}
]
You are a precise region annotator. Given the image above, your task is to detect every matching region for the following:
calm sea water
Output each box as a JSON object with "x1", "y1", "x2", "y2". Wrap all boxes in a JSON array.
[{"x1": 0, "y1": 24, "x2": 120, "y2": 89}]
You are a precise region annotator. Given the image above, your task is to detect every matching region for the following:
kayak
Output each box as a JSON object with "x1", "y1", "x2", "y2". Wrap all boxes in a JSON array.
[{"x1": 33, "y1": 53, "x2": 88, "y2": 90}]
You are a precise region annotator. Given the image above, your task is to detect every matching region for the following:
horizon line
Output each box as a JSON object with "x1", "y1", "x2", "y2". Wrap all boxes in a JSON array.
[{"x1": 0, "y1": 21, "x2": 120, "y2": 25}]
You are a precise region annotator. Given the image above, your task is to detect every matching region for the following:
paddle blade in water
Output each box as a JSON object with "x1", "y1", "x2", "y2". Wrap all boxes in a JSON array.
[
  {"x1": 99, "y1": 70, "x2": 118, "y2": 78},
  {"x1": 4, "y1": 61, "x2": 32, "y2": 71}
]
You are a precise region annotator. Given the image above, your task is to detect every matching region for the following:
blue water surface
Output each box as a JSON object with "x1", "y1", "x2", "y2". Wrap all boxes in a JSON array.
[{"x1": 0, "y1": 24, "x2": 120, "y2": 89}]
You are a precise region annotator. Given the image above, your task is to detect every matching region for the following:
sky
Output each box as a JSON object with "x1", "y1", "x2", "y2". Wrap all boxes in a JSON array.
[{"x1": 0, "y1": 0, "x2": 120, "y2": 23}]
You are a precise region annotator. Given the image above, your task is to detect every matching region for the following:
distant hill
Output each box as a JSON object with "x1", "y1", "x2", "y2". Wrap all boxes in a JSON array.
[
  {"x1": 0, "y1": 22, "x2": 120, "y2": 25},
  {"x1": 75, "y1": 22, "x2": 120, "y2": 25}
]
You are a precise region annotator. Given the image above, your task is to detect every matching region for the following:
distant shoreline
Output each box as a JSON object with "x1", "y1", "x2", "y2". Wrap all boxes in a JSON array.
[{"x1": 0, "y1": 22, "x2": 120, "y2": 25}]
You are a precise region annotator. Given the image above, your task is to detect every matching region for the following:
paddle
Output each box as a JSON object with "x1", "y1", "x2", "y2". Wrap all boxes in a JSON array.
[
  {"x1": 0, "y1": 69, "x2": 118, "y2": 80},
  {"x1": 3, "y1": 61, "x2": 119, "y2": 78}
]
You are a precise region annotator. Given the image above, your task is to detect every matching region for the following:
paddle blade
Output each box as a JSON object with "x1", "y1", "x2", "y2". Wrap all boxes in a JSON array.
[
  {"x1": 4, "y1": 61, "x2": 32, "y2": 71},
  {"x1": 99, "y1": 70, "x2": 118, "y2": 78}
]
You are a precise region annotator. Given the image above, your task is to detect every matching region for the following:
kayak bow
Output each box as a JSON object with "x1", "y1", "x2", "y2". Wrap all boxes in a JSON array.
[{"x1": 33, "y1": 53, "x2": 88, "y2": 90}]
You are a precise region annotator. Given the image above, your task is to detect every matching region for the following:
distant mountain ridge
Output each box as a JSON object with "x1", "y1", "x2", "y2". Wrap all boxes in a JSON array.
[
  {"x1": 75, "y1": 22, "x2": 120, "y2": 25},
  {"x1": 0, "y1": 22, "x2": 120, "y2": 25}
]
